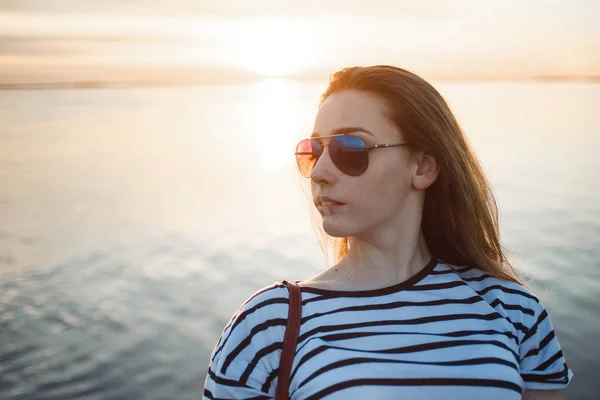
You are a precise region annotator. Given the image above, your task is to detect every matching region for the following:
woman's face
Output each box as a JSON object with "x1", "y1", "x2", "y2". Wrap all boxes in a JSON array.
[{"x1": 310, "y1": 89, "x2": 416, "y2": 238}]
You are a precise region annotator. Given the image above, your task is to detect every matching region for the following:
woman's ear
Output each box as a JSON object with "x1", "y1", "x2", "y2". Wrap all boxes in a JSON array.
[{"x1": 412, "y1": 152, "x2": 439, "y2": 190}]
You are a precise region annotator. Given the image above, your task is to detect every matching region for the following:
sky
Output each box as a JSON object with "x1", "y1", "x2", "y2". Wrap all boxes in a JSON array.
[{"x1": 0, "y1": 0, "x2": 599, "y2": 84}]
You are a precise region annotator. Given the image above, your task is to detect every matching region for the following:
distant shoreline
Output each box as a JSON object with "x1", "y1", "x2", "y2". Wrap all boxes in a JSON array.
[
  {"x1": 0, "y1": 79, "x2": 260, "y2": 91},
  {"x1": 1, "y1": 75, "x2": 599, "y2": 90}
]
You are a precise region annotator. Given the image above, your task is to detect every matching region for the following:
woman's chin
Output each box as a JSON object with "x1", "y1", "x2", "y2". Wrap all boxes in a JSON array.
[{"x1": 322, "y1": 220, "x2": 351, "y2": 238}]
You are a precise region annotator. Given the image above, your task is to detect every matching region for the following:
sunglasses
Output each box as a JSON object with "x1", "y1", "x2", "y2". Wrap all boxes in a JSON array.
[{"x1": 295, "y1": 134, "x2": 410, "y2": 177}]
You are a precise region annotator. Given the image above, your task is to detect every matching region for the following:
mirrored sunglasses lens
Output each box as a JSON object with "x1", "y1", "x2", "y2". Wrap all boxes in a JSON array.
[
  {"x1": 331, "y1": 135, "x2": 368, "y2": 176},
  {"x1": 295, "y1": 139, "x2": 318, "y2": 177}
]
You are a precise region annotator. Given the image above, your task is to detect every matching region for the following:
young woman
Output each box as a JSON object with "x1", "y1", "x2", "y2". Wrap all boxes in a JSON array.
[{"x1": 203, "y1": 66, "x2": 573, "y2": 399}]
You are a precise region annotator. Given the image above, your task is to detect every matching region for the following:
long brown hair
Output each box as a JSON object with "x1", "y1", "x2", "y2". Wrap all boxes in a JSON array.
[{"x1": 313, "y1": 65, "x2": 523, "y2": 285}]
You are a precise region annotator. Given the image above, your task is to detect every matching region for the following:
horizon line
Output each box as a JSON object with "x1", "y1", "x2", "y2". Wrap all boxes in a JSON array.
[{"x1": 2, "y1": 74, "x2": 600, "y2": 91}]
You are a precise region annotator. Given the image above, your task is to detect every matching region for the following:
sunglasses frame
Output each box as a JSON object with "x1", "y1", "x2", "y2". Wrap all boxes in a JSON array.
[{"x1": 295, "y1": 134, "x2": 410, "y2": 177}]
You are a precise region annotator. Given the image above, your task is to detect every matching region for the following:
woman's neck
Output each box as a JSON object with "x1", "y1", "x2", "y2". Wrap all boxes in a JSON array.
[{"x1": 333, "y1": 230, "x2": 432, "y2": 288}]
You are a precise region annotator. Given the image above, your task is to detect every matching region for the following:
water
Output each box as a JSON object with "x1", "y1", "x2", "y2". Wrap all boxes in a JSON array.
[{"x1": 1, "y1": 80, "x2": 599, "y2": 399}]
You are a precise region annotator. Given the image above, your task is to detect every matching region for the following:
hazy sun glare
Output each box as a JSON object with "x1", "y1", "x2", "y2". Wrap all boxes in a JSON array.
[
  {"x1": 228, "y1": 17, "x2": 318, "y2": 78},
  {"x1": 0, "y1": 0, "x2": 599, "y2": 84},
  {"x1": 246, "y1": 79, "x2": 317, "y2": 170}
]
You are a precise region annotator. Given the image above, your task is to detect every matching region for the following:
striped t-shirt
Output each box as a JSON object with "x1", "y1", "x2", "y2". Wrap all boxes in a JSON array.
[{"x1": 203, "y1": 259, "x2": 573, "y2": 399}]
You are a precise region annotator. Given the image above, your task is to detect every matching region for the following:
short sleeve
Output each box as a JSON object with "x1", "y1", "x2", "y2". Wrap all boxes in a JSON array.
[
  {"x1": 519, "y1": 299, "x2": 573, "y2": 390},
  {"x1": 204, "y1": 349, "x2": 273, "y2": 400},
  {"x1": 203, "y1": 284, "x2": 288, "y2": 399}
]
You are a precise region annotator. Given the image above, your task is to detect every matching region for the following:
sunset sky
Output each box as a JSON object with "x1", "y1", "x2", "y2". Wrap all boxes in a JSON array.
[{"x1": 0, "y1": 0, "x2": 599, "y2": 84}]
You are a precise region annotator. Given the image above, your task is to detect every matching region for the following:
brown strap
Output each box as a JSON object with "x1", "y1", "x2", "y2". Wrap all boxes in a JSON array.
[{"x1": 275, "y1": 280, "x2": 302, "y2": 400}]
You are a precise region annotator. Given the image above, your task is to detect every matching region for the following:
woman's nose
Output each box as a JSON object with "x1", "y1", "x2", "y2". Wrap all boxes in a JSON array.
[{"x1": 310, "y1": 147, "x2": 338, "y2": 184}]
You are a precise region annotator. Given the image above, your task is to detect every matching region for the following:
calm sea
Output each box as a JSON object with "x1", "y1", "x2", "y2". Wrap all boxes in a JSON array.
[{"x1": 0, "y1": 80, "x2": 599, "y2": 399}]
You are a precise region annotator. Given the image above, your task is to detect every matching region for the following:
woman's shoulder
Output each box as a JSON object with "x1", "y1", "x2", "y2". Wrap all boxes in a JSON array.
[
  {"x1": 227, "y1": 281, "x2": 292, "y2": 328},
  {"x1": 443, "y1": 266, "x2": 575, "y2": 389},
  {"x1": 208, "y1": 281, "x2": 292, "y2": 368},
  {"x1": 239, "y1": 280, "x2": 291, "y2": 307},
  {"x1": 446, "y1": 263, "x2": 539, "y2": 300},
  {"x1": 221, "y1": 280, "x2": 306, "y2": 336},
  {"x1": 444, "y1": 263, "x2": 544, "y2": 322},
  {"x1": 205, "y1": 281, "x2": 295, "y2": 395}
]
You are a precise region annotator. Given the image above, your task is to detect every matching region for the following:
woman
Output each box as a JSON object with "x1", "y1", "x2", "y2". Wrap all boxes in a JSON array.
[{"x1": 203, "y1": 66, "x2": 573, "y2": 399}]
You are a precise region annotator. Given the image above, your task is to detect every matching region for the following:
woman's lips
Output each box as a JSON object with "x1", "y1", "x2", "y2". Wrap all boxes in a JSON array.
[
  {"x1": 315, "y1": 196, "x2": 345, "y2": 213},
  {"x1": 318, "y1": 202, "x2": 345, "y2": 213}
]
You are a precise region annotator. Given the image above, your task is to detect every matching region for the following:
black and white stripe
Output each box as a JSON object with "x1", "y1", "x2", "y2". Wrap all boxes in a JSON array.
[{"x1": 204, "y1": 259, "x2": 572, "y2": 399}]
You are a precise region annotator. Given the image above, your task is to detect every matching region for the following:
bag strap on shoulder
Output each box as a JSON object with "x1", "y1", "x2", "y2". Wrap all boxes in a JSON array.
[{"x1": 275, "y1": 280, "x2": 302, "y2": 400}]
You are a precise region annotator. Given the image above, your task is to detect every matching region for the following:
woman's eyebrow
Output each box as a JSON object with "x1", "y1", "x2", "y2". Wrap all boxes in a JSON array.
[{"x1": 310, "y1": 127, "x2": 375, "y2": 138}]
